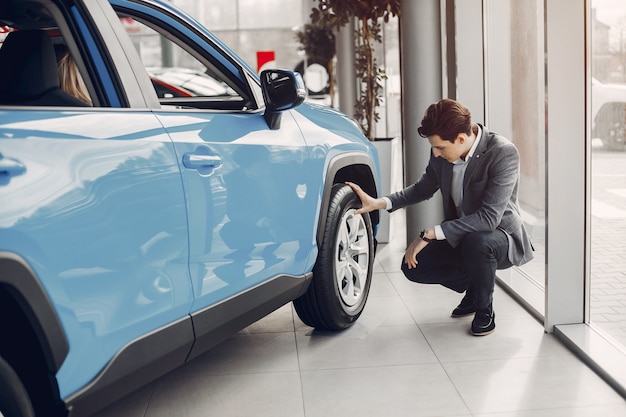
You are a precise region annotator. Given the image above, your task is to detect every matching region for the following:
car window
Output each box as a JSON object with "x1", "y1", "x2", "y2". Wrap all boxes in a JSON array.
[
  {"x1": 117, "y1": 14, "x2": 253, "y2": 111},
  {"x1": 0, "y1": 12, "x2": 94, "y2": 108}
]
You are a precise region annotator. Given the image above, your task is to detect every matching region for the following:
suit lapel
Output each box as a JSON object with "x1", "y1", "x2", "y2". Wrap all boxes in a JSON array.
[
  {"x1": 463, "y1": 126, "x2": 491, "y2": 188},
  {"x1": 441, "y1": 161, "x2": 453, "y2": 199}
]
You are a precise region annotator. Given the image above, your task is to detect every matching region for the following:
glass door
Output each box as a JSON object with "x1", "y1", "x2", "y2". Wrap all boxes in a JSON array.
[
  {"x1": 590, "y1": 0, "x2": 626, "y2": 349},
  {"x1": 484, "y1": 0, "x2": 547, "y2": 315}
]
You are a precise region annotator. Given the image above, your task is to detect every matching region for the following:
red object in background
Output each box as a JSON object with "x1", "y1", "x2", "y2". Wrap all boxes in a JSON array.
[
  {"x1": 256, "y1": 50, "x2": 275, "y2": 73},
  {"x1": 0, "y1": 26, "x2": 14, "y2": 44}
]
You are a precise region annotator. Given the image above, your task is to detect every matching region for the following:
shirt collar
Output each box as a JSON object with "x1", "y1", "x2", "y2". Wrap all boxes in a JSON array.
[{"x1": 466, "y1": 124, "x2": 482, "y2": 159}]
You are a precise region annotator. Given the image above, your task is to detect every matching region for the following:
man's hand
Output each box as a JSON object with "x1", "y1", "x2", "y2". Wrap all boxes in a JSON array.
[
  {"x1": 345, "y1": 181, "x2": 386, "y2": 215},
  {"x1": 404, "y1": 236, "x2": 430, "y2": 269},
  {"x1": 404, "y1": 227, "x2": 435, "y2": 269}
]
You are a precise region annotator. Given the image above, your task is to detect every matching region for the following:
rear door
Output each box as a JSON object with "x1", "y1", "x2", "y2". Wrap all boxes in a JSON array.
[{"x1": 0, "y1": 0, "x2": 193, "y2": 398}]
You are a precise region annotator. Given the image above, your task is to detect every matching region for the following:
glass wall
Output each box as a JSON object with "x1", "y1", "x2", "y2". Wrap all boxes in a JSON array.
[
  {"x1": 481, "y1": 0, "x2": 626, "y2": 375},
  {"x1": 483, "y1": 0, "x2": 546, "y2": 314},
  {"x1": 590, "y1": 0, "x2": 626, "y2": 348},
  {"x1": 173, "y1": 0, "x2": 305, "y2": 72}
]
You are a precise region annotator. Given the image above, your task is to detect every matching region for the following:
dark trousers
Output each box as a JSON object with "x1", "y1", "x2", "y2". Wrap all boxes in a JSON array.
[{"x1": 401, "y1": 229, "x2": 513, "y2": 310}]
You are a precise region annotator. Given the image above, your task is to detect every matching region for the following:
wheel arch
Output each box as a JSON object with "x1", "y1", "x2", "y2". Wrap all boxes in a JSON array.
[
  {"x1": 0, "y1": 252, "x2": 69, "y2": 414},
  {"x1": 318, "y1": 152, "x2": 380, "y2": 244}
]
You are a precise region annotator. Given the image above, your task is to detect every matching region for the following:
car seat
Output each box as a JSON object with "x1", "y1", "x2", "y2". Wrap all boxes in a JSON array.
[{"x1": 0, "y1": 30, "x2": 90, "y2": 107}]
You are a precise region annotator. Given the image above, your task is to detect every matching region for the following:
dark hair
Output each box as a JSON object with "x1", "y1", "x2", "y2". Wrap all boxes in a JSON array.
[{"x1": 417, "y1": 99, "x2": 472, "y2": 143}]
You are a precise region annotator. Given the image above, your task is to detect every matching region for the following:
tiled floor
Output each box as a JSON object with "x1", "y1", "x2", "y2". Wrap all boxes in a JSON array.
[{"x1": 94, "y1": 227, "x2": 626, "y2": 417}]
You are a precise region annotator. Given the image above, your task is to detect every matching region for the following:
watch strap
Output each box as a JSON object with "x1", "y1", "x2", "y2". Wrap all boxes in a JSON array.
[{"x1": 419, "y1": 229, "x2": 433, "y2": 242}]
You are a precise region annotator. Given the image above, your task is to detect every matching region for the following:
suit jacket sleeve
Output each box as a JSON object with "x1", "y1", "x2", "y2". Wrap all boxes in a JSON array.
[{"x1": 386, "y1": 152, "x2": 442, "y2": 211}]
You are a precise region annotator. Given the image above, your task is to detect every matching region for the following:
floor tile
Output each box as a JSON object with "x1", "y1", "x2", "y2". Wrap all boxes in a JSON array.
[
  {"x1": 444, "y1": 355, "x2": 625, "y2": 414},
  {"x1": 296, "y1": 325, "x2": 437, "y2": 370},
  {"x1": 473, "y1": 404, "x2": 626, "y2": 417},
  {"x1": 420, "y1": 317, "x2": 571, "y2": 362},
  {"x1": 238, "y1": 303, "x2": 296, "y2": 334},
  {"x1": 146, "y1": 372, "x2": 304, "y2": 417},
  {"x1": 491, "y1": 287, "x2": 537, "y2": 320},
  {"x1": 91, "y1": 384, "x2": 153, "y2": 417},
  {"x1": 370, "y1": 271, "x2": 400, "y2": 297},
  {"x1": 166, "y1": 332, "x2": 299, "y2": 377},
  {"x1": 402, "y1": 291, "x2": 469, "y2": 324},
  {"x1": 388, "y1": 270, "x2": 452, "y2": 298},
  {"x1": 359, "y1": 295, "x2": 416, "y2": 326},
  {"x1": 301, "y1": 365, "x2": 470, "y2": 417}
]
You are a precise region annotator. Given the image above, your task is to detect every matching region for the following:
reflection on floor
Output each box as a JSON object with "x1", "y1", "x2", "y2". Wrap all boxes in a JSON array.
[{"x1": 93, "y1": 232, "x2": 626, "y2": 417}]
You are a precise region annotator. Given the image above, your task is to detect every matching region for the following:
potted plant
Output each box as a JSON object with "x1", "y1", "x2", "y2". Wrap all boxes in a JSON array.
[
  {"x1": 309, "y1": 0, "x2": 400, "y2": 141},
  {"x1": 295, "y1": 23, "x2": 336, "y2": 106}
]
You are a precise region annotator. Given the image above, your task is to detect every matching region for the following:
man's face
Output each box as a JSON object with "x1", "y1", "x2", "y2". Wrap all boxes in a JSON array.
[{"x1": 428, "y1": 134, "x2": 468, "y2": 163}]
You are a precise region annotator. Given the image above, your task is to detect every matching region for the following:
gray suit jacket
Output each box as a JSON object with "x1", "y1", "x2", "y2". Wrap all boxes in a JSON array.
[{"x1": 388, "y1": 125, "x2": 534, "y2": 266}]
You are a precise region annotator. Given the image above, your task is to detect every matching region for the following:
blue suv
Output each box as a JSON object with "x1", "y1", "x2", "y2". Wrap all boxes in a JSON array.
[{"x1": 0, "y1": 0, "x2": 380, "y2": 415}]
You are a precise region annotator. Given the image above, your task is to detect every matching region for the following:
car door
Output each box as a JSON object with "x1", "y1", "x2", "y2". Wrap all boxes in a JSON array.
[
  {"x1": 111, "y1": 3, "x2": 318, "y2": 312},
  {"x1": 0, "y1": 0, "x2": 194, "y2": 398}
]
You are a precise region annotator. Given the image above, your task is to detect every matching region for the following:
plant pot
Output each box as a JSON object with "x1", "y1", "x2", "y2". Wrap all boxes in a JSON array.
[{"x1": 373, "y1": 137, "x2": 400, "y2": 243}]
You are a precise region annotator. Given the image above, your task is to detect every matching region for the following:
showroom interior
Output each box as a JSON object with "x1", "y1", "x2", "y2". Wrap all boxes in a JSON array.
[{"x1": 94, "y1": 0, "x2": 626, "y2": 415}]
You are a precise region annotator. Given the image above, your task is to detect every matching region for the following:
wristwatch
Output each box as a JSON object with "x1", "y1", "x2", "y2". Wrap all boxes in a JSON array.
[{"x1": 419, "y1": 229, "x2": 433, "y2": 243}]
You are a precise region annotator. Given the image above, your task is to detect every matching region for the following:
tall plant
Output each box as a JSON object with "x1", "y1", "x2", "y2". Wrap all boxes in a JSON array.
[
  {"x1": 310, "y1": 0, "x2": 400, "y2": 141},
  {"x1": 295, "y1": 23, "x2": 336, "y2": 106}
]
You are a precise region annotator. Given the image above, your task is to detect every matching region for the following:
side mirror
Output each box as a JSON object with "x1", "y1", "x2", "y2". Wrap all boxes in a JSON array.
[{"x1": 260, "y1": 69, "x2": 306, "y2": 129}]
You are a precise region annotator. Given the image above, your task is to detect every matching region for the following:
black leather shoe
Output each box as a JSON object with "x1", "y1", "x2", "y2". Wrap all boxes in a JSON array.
[
  {"x1": 451, "y1": 293, "x2": 476, "y2": 318},
  {"x1": 471, "y1": 306, "x2": 495, "y2": 336}
]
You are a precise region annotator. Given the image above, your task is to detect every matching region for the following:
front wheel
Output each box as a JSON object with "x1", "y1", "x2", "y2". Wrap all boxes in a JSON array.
[
  {"x1": 294, "y1": 184, "x2": 375, "y2": 330},
  {"x1": 0, "y1": 356, "x2": 34, "y2": 417}
]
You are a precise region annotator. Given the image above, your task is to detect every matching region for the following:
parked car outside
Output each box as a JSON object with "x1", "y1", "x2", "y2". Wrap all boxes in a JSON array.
[
  {"x1": 0, "y1": 0, "x2": 381, "y2": 415},
  {"x1": 592, "y1": 77, "x2": 626, "y2": 151},
  {"x1": 147, "y1": 67, "x2": 237, "y2": 98}
]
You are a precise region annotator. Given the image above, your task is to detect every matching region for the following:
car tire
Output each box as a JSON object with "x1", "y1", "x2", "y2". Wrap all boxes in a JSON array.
[
  {"x1": 0, "y1": 356, "x2": 35, "y2": 417},
  {"x1": 294, "y1": 183, "x2": 374, "y2": 330}
]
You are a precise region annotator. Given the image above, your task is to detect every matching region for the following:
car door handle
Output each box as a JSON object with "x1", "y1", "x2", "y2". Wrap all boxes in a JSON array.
[
  {"x1": 183, "y1": 154, "x2": 222, "y2": 169},
  {"x1": 182, "y1": 150, "x2": 223, "y2": 177}
]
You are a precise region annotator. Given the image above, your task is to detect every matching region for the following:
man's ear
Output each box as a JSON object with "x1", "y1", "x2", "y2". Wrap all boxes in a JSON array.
[{"x1": 456, "y1": 133, "x2": 466, "y2": 144}]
